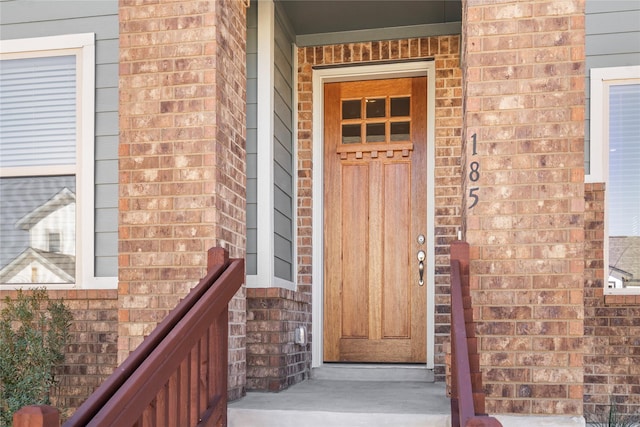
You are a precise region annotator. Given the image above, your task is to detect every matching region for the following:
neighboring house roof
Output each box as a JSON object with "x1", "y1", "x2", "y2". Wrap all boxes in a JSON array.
[
  {"x1": 609, "y1": 236, "x2": 640, "y2": 287},
  {"x1": 0, "y1": 186, "x2": 76, "y2": 284},
  {"x1": 15, "y1": 187, "x2": 75, "y2": 231},
  {"x1": 609, "y1": 265, "x2": 633, "y2": 281},
  {"x1": 0, "y1": 247, "x2": 75, "y2": 284}
]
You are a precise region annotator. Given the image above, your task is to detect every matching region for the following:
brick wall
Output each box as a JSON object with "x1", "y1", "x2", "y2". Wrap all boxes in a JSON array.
[
  {"x1": 584, "y1": 183, "x2": 640, "y2": 416},
  {"x1": 0, "y1": 289, "x2": 118, "y2": 420},
  {"x1": 119, "y1": 0, "x2": 247, "y2": 399},
  {"x1": 296, "y1": 35, "x2": 463, "y2": 381},
  {"x1": 460, "y1": 0, "x2": 585, "y2": 415},
  {"x1": 246, "y1": 288, "x2": 311, "y2": 391}
]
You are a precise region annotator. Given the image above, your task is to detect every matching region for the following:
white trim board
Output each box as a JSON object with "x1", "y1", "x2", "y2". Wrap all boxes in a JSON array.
[{"x1": 311, "y1": 60, "x2": 437, "y2": 369}]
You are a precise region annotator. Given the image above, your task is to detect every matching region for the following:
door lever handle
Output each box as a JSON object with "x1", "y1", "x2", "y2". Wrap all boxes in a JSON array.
[{"x1": 417, "y1": 250, "x2": 426, "y2": 286}]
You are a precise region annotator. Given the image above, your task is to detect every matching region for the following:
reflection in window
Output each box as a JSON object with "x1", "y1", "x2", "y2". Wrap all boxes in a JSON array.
[
  {"x1": 49, "y1": 233, "x2": 61, "y2": 253},
  {"x1": 0, "y1": 177, "x2": 76, "y2": 284},
  {"x1": 366, "y1": 98, "x2": 385, "y2": 118},
  {"x1": 342, "y1": 124, "x2": 361, "y2": 144},
  {"x1": 391, "y1": 122, "x2": 410, "y2": 141},
  {"x1": 342, "y1": 99, "x2": 361, "y2": 120},
  {"x1": 366, "y1": 123, "x2": 385, "y2": 143},
  {"x1": 391, "y1": 97, "x2": 410, "y2": 117}
]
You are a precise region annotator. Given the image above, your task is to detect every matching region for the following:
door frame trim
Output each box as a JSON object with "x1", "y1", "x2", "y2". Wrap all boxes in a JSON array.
[{"x1": 311, "y1": 61, "x2": 436, "y2": 368}]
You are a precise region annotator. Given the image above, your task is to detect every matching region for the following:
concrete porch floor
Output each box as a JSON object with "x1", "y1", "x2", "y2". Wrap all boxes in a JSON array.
[
  {"x1": 228, "y1": 365, "x2": 451, "y2": 427},
  {"x1": 227, "y1": 366, "x2": 587, "y2": 427}
]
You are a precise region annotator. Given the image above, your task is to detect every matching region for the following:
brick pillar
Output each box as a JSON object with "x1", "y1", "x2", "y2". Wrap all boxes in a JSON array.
[
  {"x1": 460, "y1": 0, "x2": 585, "y2": 415},
  {"x1": 119, "y1": 0, "x2": 247, "y2": 399}
]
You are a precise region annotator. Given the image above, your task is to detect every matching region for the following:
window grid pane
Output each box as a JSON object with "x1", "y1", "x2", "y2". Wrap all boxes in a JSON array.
[
  {"x1": 0, "y1": 176, "x2": 76, "y2": 284},
  {"x1": 340, "y1": 95, "x2": 412, "y2": 145},
  {"x1": 366, "y1": 123, "x2": 385, "y2": 143},
  {"x1": 342, "y1": 124, "x2": 362, "y2": 144},
  {"x1": 342, "y1": 99, "x2": 361, "y2": 120},
  {"x1": 391, "y1": 97, "x2": 410, "y2": 117},
  {"x1": 0, "y1": 55, "x2": 77, "y2": 169},
  {"x1": 365, "y1": 98, "x2": 386, "y2": 118}
]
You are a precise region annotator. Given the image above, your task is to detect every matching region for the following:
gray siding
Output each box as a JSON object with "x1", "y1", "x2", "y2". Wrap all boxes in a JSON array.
[
  {"x1": 246, "y1": 4, "x2": 258, "y2": 275},
  {"x1": 585, "y1": 0, "x2": 640, "y2": 173},
  {"x1": 1, "y1": 0, "x2": 119, "y2": 278},
  {"x1": 273, "y1": 5, "x2": 295, "y2": 282}
]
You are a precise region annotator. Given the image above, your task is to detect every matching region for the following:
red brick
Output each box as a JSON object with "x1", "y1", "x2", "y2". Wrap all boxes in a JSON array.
[{"x1": 118, "y1": 0, "x2": 247, "y2": 400}]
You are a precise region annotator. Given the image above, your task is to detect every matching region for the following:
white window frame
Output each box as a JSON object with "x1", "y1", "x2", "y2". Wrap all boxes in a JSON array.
[
  {"x1": 0, "y1": 33, "x2": 116, "y2": 289},
  {"x1": 589, "y1": 65, "x2": 640, "y2": 295}
]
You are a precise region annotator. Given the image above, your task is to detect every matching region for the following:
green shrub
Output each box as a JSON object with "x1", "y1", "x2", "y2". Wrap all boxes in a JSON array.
[
  {"x1": 0, "y1": 289, "x2": 72, "y2": 427},
  {"x1": 586, "y1": 399, "x2": 640, "y2": 427}
]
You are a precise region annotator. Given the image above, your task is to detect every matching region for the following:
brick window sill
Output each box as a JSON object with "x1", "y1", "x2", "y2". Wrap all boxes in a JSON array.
[{"x1": 604, "y1": 294, "x2": 640, "y2": 304}]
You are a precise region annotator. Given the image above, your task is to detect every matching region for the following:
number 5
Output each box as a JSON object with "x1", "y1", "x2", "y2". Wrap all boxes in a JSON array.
[{"x1": 469, "y1": 187, "x2": 479, "y2": 209}]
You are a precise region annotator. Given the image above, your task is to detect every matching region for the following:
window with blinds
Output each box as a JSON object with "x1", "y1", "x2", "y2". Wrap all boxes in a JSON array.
[
  {"x1": 0, "y1": 53, "x2": 79, "y2": 285},
  {"x1": 607, "y1": 82, "x2": 640, "y2": 290},
  {"x1": 0, "y1": 55, "x2": 77, "y2": 169}
]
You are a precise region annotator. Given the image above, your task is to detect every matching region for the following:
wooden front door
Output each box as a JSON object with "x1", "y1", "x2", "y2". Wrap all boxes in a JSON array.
[{"x1": 323, "y1": 77, "x2": 428, "y2": 363}]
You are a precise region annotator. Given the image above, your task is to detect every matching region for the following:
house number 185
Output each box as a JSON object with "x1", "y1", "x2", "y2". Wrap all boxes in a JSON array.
[{"x1": 468, "y1": 133, "x2": 480, "y2": 209}]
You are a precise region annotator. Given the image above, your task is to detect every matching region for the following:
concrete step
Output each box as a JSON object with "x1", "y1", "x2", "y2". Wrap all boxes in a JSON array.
[
  {"x1": 228, "y1": 379, "x2": 450, "y2": 427},
  {"x1": 311, "y1": 363, "x2": 435, "y2": 382},
  {"x1": 228, "y1": 408, "x2": 450, "y2": 427}
]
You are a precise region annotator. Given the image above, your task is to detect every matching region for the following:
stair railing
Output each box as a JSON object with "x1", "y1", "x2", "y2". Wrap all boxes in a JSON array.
[
  {"x1": 449, "y1": 241, "x2": 502, "y2": 427},
  {"x1": 12, "y1": 247, "x2": 244, "y2": 427}
]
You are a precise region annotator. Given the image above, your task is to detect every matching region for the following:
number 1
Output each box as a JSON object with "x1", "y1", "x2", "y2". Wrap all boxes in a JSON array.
[{"x1": 471, "y1": 133, "x2": 477, "y2": 156}]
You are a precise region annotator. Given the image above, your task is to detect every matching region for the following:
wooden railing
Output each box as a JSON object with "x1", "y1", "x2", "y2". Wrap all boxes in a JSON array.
[
  {"x1": 14, "y1": 247, "x2": 244, "y2": 427},
  {"x1": 449, "y1": 241, "x2": 502, "y2": 427}
]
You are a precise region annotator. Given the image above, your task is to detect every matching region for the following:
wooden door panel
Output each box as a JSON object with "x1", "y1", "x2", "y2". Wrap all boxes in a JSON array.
[
  {"x1": 324, "y1": 76, "x2": 427, "y2": 363},
  {"x1": 340, "y1": 339, "x2": 411, "y2": 363},
  {"x1": 341, "y1": 163, "x2": 369, "y2": 339},
  {"x1": 382, "y1": 161, "x2": 411, "y2": 339}
]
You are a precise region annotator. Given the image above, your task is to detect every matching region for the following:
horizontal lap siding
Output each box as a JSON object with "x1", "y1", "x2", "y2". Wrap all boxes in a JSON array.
[
  {"x1": 274, "y1": 7, "x2": 295, "y2": 282},
  {"x1": 584, "y1": 0, "x2": 640, "y2": 173}
]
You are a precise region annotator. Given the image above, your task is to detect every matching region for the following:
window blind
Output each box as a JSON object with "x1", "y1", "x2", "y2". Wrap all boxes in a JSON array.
[
  {"x1": 608, "y1": 83, "x2": 640, "y2": 237},
  {"x1": 0, "y1": 55, "x2": 77, "y2": 169}
]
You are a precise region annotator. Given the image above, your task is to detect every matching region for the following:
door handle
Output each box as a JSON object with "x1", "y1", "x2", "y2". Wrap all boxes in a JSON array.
[{"x1": 417, "y1": 250, "x2": 426, "y2": 286}]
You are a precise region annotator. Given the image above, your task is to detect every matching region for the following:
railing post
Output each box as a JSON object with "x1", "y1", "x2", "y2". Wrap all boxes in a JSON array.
[
  {"x1": 13, "y1": 405, "x2": 59, "y2": 427},
  {"x1": 449, "y1": 241, "x2": 503, "y2": 427},
  {"x1": 450, "y1": 241, "x2": 469, "y2": 276},
  {"x1": 208, "y1": 247, "x2": 229, "y2": 270},
  {"x1": 64, "y1": 246, "x2": 243, "y2": 426}
]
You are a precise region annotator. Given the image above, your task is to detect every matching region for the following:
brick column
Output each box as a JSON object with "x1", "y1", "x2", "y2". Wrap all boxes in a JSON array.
[
  {"x1": 119, "y1": 0, "x2": 247, "y2": 399},
  {"x1": 460, "y1": 0, "x2": 585, "y2": 415}
]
